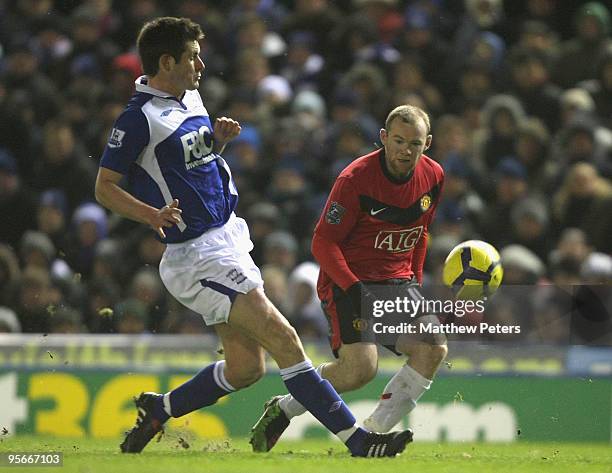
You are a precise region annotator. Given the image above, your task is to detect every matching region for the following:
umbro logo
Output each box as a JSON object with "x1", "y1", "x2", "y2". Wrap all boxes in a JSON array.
[
  {"x1": 160, "y1": 108, "x2": 189, "y2": 117},
  {"x1": 370, "y1": 207, "x2": 387, "y2": 216},
  {"x1": 329, "y1": 401, "x2": 342, "y2": 413}
]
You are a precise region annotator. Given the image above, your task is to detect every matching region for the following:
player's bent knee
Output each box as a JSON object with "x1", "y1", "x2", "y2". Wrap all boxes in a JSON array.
[
  {"x1": 229, "y1": 366, "x2": 265, "y2": 389},
  {"x1": 396, "y1": 319, "x2": 447, "y2": 355},
  {"x1": 358, "y1": 355, "x2": 378, "y2": 381},
  {"x1": 250, "y1": 357, "x2": 267, "y2": 382},
  {"x1": 353, "y1": 365, "x2": 377, "y2": 389},
  {"x1": 404, "y1": 342, "x2": 448, "y2": 367},
  {"x1": 337, "y1": 368, "x2": 376, "y2": 391},
  {"x1": 339, "y1": 355, "x2": 377, "y2": 390},
  {"x1": 225, "y1": 359, "x2": 266, "y2": 389}
]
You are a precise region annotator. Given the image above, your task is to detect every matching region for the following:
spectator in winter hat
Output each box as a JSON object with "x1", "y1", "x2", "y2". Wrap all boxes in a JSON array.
[
  {"x1": 36, "y1": 189, "x2": 69, "y2": 252},
  {"x1": 479, "y1": 158, "x2": 528, "y2": 246},
  {"x1": 115, "y1": 298, "x2": 149, "y2": 334},
  {"x1": 48, "y1": 306, "x2": 86, "y2": 334},
  {"x1": 64, "y1": 202, "x2": 108, "y2": 279},
  {"x1": 555, "y1": 1, "x2": 612, "y2": 88},
  {"x1": 580, "y1": 252, "x2": 612, "y2": 284},
  {"x1": 500, "y1": 244, "x2": 545, "y2": 284},
  {"x1": 510, "y1": 197, "x2": 551, "y2": 261},
  {"x1": 508, "y1": 47, "x2": 561, "y2": 131},
  {"x1": 263, "y1": 231, "x2": 298, "y2": 273}
]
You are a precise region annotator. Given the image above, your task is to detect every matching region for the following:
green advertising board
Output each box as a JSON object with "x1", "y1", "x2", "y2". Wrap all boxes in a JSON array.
[{"x1": 1, "y1": 369, "x2": 609, "y2": 443}]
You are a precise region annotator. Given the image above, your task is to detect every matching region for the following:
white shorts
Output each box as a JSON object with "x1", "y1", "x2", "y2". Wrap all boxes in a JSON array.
[{"x1": 159, "y1": 214, "x2": 264, "y2": 325}]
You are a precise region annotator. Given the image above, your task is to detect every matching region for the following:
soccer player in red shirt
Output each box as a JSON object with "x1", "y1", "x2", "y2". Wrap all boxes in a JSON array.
[{"x1": 251, "y1": 105, "x2": 447, "y2": 451}]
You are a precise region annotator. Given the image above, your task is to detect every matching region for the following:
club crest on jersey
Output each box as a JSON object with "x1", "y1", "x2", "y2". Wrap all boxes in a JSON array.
[
  {"x1": 374, "y1": 225, "x2": 423, "y2": 253},
  {"x1": 326, "y1": 202, "x2": 346, "y2": 225},
  {"x1": 352, "y1": 318, "x2": 369, "y2": 332},
  {"x1": 108, "y1": 128, "x2": 126, "y2": 148},
  {"x1": 420, "y1": 194, "x2": 432, "y2": 212}
]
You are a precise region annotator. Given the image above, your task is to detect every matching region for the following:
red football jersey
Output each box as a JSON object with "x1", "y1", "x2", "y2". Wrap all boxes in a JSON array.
[{"x1": 313, "y1": 148, "x2": 444, "y2": 298}]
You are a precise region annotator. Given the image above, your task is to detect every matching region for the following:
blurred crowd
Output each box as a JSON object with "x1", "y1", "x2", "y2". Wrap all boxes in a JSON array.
[{"x1": 0, "y1": 0, "x2": 611, "y2": 342}]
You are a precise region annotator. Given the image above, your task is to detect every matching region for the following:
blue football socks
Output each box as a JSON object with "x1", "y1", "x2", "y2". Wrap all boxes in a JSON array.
[
  {"x1": 154, "y1": 360, "x2": 235, "y2": 421},
  {"x1": 280, "y1": 359, "x2": 368, "y2": 454}
]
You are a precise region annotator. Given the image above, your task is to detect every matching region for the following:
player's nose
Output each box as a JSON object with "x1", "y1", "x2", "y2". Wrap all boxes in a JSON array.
[{"x1": 196, "y1": 56, "x2": 205, "y2": 71}]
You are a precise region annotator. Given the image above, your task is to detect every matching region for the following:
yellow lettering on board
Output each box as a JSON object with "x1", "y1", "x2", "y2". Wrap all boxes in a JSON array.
[
  {"x1": 29, "y1": 373, "x2": 88, "y2": 437},
  {"x1": 90, "y1": 374, "x2": 159, "y2": 438}
]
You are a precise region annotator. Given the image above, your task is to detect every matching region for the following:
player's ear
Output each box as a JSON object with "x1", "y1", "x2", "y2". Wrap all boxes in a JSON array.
[
  {"x1": 379, "y1": 128, "x2": 387, "y2": 146},
  {"x1": 424, "y1": 134, "x2": 433, "y2": 150},
  {"x1": 159, "y1": 53, "x2": 176, "y2": 73}
]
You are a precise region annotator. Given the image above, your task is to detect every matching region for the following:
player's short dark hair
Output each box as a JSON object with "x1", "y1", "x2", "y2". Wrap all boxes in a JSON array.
[
  {"x1": 137, "y1": 17, "x2": 204, "y2": 76},
  {"x1": 385, "y1": 105, "x2": 431, "y2": 134}
]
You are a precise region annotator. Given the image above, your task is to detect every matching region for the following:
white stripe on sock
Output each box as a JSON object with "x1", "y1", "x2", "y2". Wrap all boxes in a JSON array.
[
  {"x1": 213, "y1": 360, "x2": 235, "y2": 393},
  {"x1": 280, "y1": 359, "x2": 313, "y2": 374},
  {"x1": 278, "y1": 364, "x2": 325, "y2": 418},
  {"x1": 280, "y1": 359, "x2": 314, "y2": 381},
  {"x1": 162, "y1": 393, "x2": 172, "y2": 417},
  {"x1": 336, "y1": 424, "x2": 358, "y2": 443}
]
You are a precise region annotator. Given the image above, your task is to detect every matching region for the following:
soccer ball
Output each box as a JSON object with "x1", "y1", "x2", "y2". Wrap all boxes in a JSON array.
[{"x1": 442, "y1": 240, "x2": 503, "y2": 300}]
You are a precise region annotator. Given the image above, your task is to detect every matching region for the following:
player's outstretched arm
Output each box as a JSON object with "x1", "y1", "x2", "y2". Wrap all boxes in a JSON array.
[{"x1": 95, "y1": 167, "x2": 182, "y2": 239}]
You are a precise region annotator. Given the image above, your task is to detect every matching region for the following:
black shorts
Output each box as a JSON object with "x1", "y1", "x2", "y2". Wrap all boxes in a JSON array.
[{"x1": 322, "y1": 278, "x2": 424, "y2": 358}]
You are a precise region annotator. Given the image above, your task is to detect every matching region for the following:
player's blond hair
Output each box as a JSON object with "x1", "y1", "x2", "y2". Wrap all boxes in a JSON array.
[{"x1": 385, "y1": 105, "x2": 431, "y2": 134}]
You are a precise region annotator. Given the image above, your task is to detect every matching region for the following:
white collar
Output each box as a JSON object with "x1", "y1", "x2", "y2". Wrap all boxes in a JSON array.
[{"x1": 134, "y1": 75, "x2": 178, "y2": 99}]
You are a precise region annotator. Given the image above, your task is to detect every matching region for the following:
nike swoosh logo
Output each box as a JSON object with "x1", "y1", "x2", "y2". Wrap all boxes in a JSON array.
[{"x1": 370, "y1": 207, "x2": 387, "y2": 216}]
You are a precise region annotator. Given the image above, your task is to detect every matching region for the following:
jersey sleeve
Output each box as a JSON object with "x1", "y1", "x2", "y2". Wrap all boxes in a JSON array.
[
  {"x1": 312, "y1": 177, "x2": 361, "y2": 290},
  {"x1": 100, "y1": 109, "x2": 150, "y2": 175},
  {"x1": 312, "y1": 235, "x2": 360, "y2": 290},
  {"x1": 314, "y1": 176, "x2": 360, "y2": 243}
]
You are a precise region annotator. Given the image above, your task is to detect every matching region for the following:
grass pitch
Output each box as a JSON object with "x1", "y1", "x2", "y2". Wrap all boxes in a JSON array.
[{"x1": 1, "y1": 435, "x2": 610, "y2": 473}]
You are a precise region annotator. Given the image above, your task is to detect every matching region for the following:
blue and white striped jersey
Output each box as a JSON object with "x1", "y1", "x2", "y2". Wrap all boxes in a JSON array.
[{"x1": 100, "y1": 76, "x2": 238, "y2": 243}]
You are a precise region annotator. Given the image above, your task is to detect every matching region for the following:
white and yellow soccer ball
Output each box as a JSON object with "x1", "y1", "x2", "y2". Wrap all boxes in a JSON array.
[{"x1": 442, "y1": 240, "x2": 503, "y2": 300}]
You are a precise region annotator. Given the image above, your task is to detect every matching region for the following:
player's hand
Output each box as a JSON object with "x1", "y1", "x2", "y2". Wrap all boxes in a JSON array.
[
  {"x1": 150, "y1": 199, "x2": 182, "y2": 239},
  {"x1": 213, "y1": 117, "x2": 241, "y2": 148}
]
